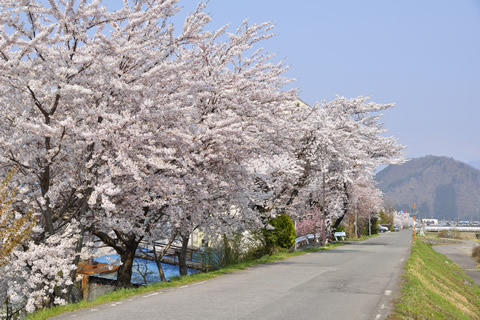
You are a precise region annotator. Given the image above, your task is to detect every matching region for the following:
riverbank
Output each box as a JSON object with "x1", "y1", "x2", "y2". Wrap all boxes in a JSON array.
[{"x1": 389, "y1": 239, "x2": 480, "y2": 319}]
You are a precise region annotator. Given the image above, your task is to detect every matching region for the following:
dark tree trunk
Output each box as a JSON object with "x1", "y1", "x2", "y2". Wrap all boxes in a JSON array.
[
  {"x1": 332, "y1": 214, "x2": 345, "y2": 231},
  {"x1": 92, "y1": 229, "x2": 142, "y2": 288},
  {"x1": 332, "y1": 183, "x2": 351, "y2": 233},
  {"x1": 117, "y1": 241, "x2": 139, "y2": 288},
  {"x1": 223, "y1": 234, "x2": 230, "y2": 266},
  {"x1": 178, "y1": 233, "x2": 190, "y2": 276}
]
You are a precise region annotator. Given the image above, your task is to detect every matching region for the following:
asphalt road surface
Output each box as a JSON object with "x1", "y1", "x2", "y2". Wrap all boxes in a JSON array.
[{"x1": 54, "y1": 230, "x2": 412, "y2": 320}]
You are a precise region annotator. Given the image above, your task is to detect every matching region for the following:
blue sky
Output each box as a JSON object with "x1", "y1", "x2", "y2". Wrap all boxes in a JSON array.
[{"x1": 109, "y1": 1, "x2": 480, "y2": 163}]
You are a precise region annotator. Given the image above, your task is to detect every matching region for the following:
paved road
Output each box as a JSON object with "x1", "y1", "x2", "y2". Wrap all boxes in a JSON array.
[
  {"x1": 55, "y1": 231, "x2": 412, "y2": 320},
  {"x1": 433, "y1": 240, "x2": 480, "y2": 286}
]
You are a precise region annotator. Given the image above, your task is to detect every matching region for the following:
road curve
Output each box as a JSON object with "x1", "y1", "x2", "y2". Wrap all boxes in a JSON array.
[{"x1": 54, "y1": 230, "x2": 412, "y2": 320}]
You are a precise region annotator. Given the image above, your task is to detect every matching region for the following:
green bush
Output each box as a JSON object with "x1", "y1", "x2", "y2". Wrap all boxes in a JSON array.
[{"x1": 264, "y1": 214, "x2": 296, "y2": 250}]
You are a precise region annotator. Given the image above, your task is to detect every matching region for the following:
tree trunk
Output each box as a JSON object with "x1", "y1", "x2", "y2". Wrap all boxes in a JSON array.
[
  {"x1": 92, "y1": 229, "x2": 143, "y2": 288},
  {"x1": 154, "y1": 258, "x2": 167, "y2": 282},
  {"x1": 66, "y1": 224, "x2": 85, "y2": 302},
  {"x1": 332, "y1": 183, "x2": 351, "y2": 233},
  {"x1": 178, "y1": 233, "x2": 190, "y2": 276},
  {"x1": 332, "y1": 214, "x2": 345, "y2": 231},
  {"x1": 117, "y1": 244, "x2": 138, "y2": 288},
  {"x1": 223, "y1": 234, "x2": 230, "y2": 266}
]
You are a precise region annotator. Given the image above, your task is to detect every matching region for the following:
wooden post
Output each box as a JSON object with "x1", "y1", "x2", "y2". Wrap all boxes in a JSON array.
[{"x1": 81, "y1": 274, "x2": 89, "y2": 300}]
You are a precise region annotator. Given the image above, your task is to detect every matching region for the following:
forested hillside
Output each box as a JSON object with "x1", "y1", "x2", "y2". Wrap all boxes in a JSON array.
[{"x1": 375, "y1": 156, "x2": 480, "y2": 220}]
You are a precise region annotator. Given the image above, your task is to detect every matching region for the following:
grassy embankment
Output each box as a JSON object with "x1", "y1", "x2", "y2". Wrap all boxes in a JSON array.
[
  {"x1": 27, "y1": 242, "x2": 344, "y2": 320},
  {"x1": 389, "y1": 239, "x2": 480, "y2": 320}
]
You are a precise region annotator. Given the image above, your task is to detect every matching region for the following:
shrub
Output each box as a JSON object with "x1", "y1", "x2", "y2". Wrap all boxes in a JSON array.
[
  {"x1": 264, "y1": 214, "x2": 296, "y2": 251},
  {"x1": 472, "y1": 246, "x2": 480, "y2": 265},
  {"x1": 0, "y1": 168, "x2": 37, "y2": 267},
  {"x1": 438, "y1": 229, "x2": 461, "y2": 239}
]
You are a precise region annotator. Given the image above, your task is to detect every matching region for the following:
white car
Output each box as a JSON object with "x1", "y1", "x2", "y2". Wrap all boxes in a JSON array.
[{"x1": 379, "y1": 225, "x2": 389, "y2": 233}]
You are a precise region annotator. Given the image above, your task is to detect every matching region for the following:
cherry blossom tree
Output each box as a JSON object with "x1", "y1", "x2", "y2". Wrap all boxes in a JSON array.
[
  {"x1": 393, "y1": 210, "x2": 414, "y2": 229},
  {"x1": 250, "y1": 97, "x2": 405, "y2": 239},
  {"x1": 0, "y1": 0, "x2": 212, "y2": 290},
  {"x1": 342, "y1": 176, "x2": 383, "y2": 237},
  {"x1": 0, "y1": 0, "x2": 299, "y2": 288}
]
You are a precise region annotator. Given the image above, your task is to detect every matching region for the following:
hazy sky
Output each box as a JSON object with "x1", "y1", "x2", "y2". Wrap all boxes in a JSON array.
[{"x1": 109, "y1": 0, "x2": 480, "y2": 163}]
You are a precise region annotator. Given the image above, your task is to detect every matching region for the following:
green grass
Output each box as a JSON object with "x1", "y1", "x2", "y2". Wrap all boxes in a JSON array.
[
  {"x1": 346, "y1": 233, "x2": 380, "y2": 241},
  {"x1": 27, "y1": 242, "x2": 344, "y2": 320},
  {"x1": 389, "y1": 239, "x2": 480, "y2": 320}
]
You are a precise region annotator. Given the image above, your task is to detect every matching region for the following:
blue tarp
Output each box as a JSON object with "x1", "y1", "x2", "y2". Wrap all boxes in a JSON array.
[{"x1": 93, "y1": 254, "x2": 199, "y2": 285}]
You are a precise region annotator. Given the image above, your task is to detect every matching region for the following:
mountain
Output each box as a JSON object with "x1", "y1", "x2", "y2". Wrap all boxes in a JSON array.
[{"x1": 375, "y1": 155, "x2": 480, "y2": 221}]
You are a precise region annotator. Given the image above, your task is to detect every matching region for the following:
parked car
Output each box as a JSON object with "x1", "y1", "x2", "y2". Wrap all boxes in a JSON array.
[
  {"x1": 379, "y1": 225, "x2": 388, "y2": 233},
  {"x1": 393, "y1": 225, "x2": 400, "y2": 232}
]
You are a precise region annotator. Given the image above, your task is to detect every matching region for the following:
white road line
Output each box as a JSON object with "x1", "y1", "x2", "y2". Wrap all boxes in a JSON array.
[
  {"x1": 385, "y1": 290, "x2": 392, "y2": 296},
  {"x1": 376, "y1": 314, "x2": 382, "y2": 319},
  {"x1": 90, "y1": 309, "x2": 99, "y2": 312},
  {"x1": 381, "y1": 304, "x2": 385, "y2": 309},
  {"x1": 143, "y1": 292, "x2": 159, "y2": 298}
]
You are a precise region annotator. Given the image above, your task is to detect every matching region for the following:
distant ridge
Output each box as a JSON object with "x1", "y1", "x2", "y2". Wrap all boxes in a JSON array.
[{"x1": 375, "y1": 155, "x2": 480, "y2": 221}]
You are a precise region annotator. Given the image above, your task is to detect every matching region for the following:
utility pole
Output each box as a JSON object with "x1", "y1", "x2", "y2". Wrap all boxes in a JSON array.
[
  {"x1": 414, "y1": 214, "x2": 416, "y2": 242},
  {"x1": 354, "y1": 198, "x2": 358, "y2": 238},
  {"x1": 368, "y1": 212, "x2": 371, "y2": 236},
  {"x1": 413, "y1": 203, "x2": 416, "y2": 242}
]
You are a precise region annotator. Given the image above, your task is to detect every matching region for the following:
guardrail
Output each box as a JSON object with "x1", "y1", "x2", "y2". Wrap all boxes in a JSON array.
[{"x1": 424, "y1": 226, "x2": 480, "y2": 232}]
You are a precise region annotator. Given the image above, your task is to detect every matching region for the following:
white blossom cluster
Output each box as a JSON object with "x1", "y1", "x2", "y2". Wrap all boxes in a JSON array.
[{"x1": 0, "y1": 224, "x2": 80, "y2": 316}]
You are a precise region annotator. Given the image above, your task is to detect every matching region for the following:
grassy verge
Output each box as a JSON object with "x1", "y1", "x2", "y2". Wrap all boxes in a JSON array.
[
  {"x1": 346, "y1": 233, "x2": 380, "y2": 241},
  {"x1": 389, "y1": 239, "x2": 480, "y2": 320},
  {"x1": 425, "y1": 231, "x2": 480, "y2": 242},
  {"x1": 27, "y1": 242, "x2": 344, "y2": 320}
]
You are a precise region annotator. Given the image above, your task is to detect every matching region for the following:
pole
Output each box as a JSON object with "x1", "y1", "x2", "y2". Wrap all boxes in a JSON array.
[
  {"x1": 368, "y1": 213, "x2": 371, "y2": 236},
  {"x1": 294, "y1": 220, "x2": 297, "y2": 251},
  {"x1": 413, "y1": 215, "x2": 416, "y2": 242},
  {"x1": 354, "y1": 198, "x2": 358, "y2": 238},
  {"x1": 413, "y1": 203, "x2": 416, "y2": 242}
]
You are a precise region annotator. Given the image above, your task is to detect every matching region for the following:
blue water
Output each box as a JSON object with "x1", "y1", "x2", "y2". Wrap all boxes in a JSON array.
[{"x1": 94, "y1": 254, "x2": 199, "y2": 285}]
